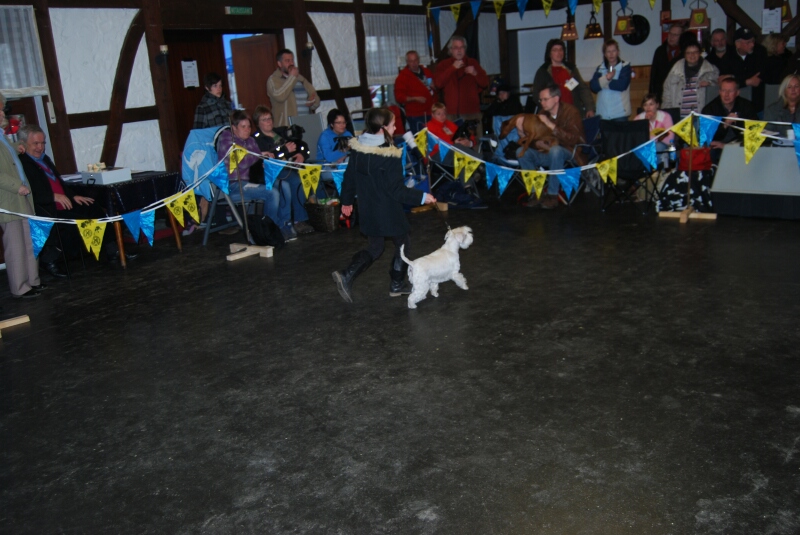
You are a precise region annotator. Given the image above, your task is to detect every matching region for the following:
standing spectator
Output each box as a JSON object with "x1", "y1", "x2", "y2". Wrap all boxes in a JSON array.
[
  {"x1": 394, "y1": 51, "x2": 437, "y2": 133},
  {"x1": 0, "y1": 92, "x2": 43, "y2": 298},
  {"x1": 317, "y1": 109, "x2": 353, "y2": 164},
  {"x1": 649, "y1": 24, "x2": 684, "y2": 102},
  {"x1": 433, "y1": 36, "x2": 489, "y2": 122},
  {"x1": 590, "y1": 39, "x2": 632, "y2": 121},
  {"x1": 701, "y1": 78, "x2": 757, "y2": 163},
  {"x1": 662, "y1": 42, "x2": 718, "y2": 118},
  {"x1": 762, "y1": 34, "x2": 792, "y2": 85},
  {"x1": 527, "y1": 39, "x2": 595, "y2": 118},
  {"x1": 267, "y1": 49, "x2": 320, "y2": 128},
  {"x1": 193, "y1": 73, "x2": 233, "y2": 129},
  {"x1": 705, "y1": 28, "x2": 737, "y2": 80},
  {"x1": 729, "y1": 27, "x2": 767, "y2": 112}
]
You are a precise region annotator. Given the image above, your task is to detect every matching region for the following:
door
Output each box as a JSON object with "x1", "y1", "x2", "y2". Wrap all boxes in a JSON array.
[{"x1": 230, "y1": 34, "x2": 280, "y2": 113}]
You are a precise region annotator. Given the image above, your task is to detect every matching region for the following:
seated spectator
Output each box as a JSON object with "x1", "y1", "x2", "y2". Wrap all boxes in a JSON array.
[
  {"x1": 763, "y1": 34, "x2": 793, "y2": 85},
  {"x1": 426, "y1": 102, "x2": 459, "y2": 143},
  {"x1": 484, "y1": 84, "x2": 523, "y2": 136},
  {"x1": 252, "y1": 105, "x2": 316, "y2": 235},
  {"x1": 518, "y1": 84, "x2": 586, "y2": 210},
  {"x1": 701, "y1": 78, "x2": 757, "y2": 163},
  {"x1": 193, "y1": 73, "x2": 232, "y2": 129},
  {"x1": 662, "y1": 41, "x2": 718, "y2": 118},
  {"x1": 394, "y1": 50, "x2": 437, "y2": 133},
  {"x1": 527, "y1": 39, "x2": 595, "y2": 118},
  {"x1": 18, "y1": 125, "x2": 135, "y2": 269},
  {"x1": 765, "y1": 74, "x2": 800, "y2": 128},
  {"x1": 217, "y1": 110, "x2": 295, "y2": 241},
  {"x1": 316, "y1": 109, "x2": 353, "y2": 164},
  {"x1": 633, "y1": 93, "x2": 673, "y2": 167},
  {"x1": 590, "y1": 39, "x2": 632, "y2": 121}
]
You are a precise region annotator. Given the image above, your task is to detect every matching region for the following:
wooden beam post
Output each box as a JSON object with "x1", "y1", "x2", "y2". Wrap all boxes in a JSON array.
[{"x1": 716, "y1": 0, "x2": 763, "y2": 38}]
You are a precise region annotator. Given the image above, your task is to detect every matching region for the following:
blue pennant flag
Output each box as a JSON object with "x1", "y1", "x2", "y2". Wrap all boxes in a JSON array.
[
  {"x1": 430, "y1": 7, "x2": 440, "y2": 25},
  {"x1": 207, "y1": 162, "x2": 229, "y2": 194},
  {"x1": 331, "y1": 170, "x2": 345, "y2": 195},
  {"x1": 28, "y1": 219, "x2": 53, "y2": 259},
  {"x1": 484, "y1": 162, "x2": 500, "y2": 188},
  {"x1": 496, "y1": 168, "x2": 515, "y2": 195},
  {"x1": 427, "y1": 132, "x2": 436, "y2": 155},
  {"x1": 263, "y1": 160, "x2": 282, "y2": 190},
  {"x1": 633, "y1": 140, "x2": 657, "y2": 172},
  {"x1": 681, "y1": 0, "x2": 686, "y2": 5},
  {"x1": 471, "y1": 1, "x2": 481, "y2": 19},
  {"x1": 792, "y1": 123, "x2": 800, "y2": 145},
  {"x1": 438, "y1": 142, "x2": 450, "y2": 162},
  {"x1": 620, "y1": 0, "x2": 628, "y2": 8},
  {"x1": 121, "y1": 211, "x2": 142, "y2": 242},
  {"x1": 558, "y1": 167, "x2": 582, "y2": 198},
  {"x1": 402, "y1": 144, "x2": 407, "y2": 171},
  {"x1": 697, "y1": 116, "x2": 720, "y2": 147},
  {"x1": 517, "y1": 0, "x2": 527, "y2": 19},
  {"x1": 568, "y1": 0, "x2": 577, "y2": 15},
  {"x1": 428, "y1": 32, "x2": 434, "y2": 50},
  {"x1": 140, "y1": 210, "x2": 155, "y2": 246}
]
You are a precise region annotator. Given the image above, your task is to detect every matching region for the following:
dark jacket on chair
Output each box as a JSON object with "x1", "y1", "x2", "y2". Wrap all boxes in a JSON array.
[{"x1": 341, "y1": 136, "x2": 424, "y2": 237}]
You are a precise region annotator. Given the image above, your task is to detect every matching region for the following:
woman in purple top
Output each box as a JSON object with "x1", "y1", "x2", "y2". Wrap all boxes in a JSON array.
[{"x1": 217, "y1": 110, "x2": 295, "y2": 240}]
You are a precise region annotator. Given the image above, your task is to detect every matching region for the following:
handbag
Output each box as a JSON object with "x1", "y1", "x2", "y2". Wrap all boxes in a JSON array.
[{"x1": 678, "y1": 147, "x2": 712, "y2": 171}]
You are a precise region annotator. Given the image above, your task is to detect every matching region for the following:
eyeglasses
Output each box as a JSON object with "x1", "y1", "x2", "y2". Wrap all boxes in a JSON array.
[{"x1": 333, "y1": 120, "x2": 347, "y2": 125}]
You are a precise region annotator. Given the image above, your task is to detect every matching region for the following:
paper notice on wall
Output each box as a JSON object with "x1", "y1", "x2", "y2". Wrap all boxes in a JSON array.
[
  {"x1": 181, "y1": 61, "x2": 199, "y2": 88},
  {"x1": 762, "y1": 8, "x2": 781, "y2": 34}
]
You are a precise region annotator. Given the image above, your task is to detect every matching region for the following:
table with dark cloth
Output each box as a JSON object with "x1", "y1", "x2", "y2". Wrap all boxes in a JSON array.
[{"x1": 70, "y1": 171, "x2": 183, "y2": 267}]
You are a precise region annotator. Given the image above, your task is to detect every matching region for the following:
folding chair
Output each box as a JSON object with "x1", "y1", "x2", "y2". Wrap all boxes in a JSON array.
[
  {"x1": 201, "y1": 182, "x2": 263, "y2": 246},
  {"x1": 599, "y1": 119, "x2": 658, "y2": 214}
]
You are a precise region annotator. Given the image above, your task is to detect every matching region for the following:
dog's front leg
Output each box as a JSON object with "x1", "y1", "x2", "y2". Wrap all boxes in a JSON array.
[
  {"x1": 407, "y1": 287, "x2": 427, "y2": 309},
  {"x1": 430, "y1": 283, "x2": 439, "y2": 297},
  {"x1": 452, "y1": 272, "x2": 468, "y2": 290}
]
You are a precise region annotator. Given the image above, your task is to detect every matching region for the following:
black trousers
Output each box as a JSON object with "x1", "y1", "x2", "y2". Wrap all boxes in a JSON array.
[{"x1": 366, "y1": 233, "x2": 409, "y2": 264}]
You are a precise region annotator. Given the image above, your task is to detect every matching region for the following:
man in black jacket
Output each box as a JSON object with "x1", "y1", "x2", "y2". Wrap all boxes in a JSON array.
[
  {"x1": 649, "y1": 24, "x2": 684, "y2": 102},
  {"x1": 705, "y1": 28, "x2": 738, "y2": 79},
  {"x1": 700, "y1": 78, "x2": 757, "y2": 163},
  {"x1": 18, "y1": 125, "x2": 135, "y2": 265},
  {"x1": 729, "y1": 27, "x2": 768, "y2": 112}
]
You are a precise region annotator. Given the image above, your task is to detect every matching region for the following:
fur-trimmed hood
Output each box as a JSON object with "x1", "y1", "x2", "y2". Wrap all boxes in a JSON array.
[{"x1": 348, "y1": 137, "x2": 402, "y2": 158}]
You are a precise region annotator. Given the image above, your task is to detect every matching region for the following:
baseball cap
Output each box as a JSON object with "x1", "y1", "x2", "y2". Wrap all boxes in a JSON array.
[{"x1": 734, "y1": 27, "x2": 755, "y2": 41}]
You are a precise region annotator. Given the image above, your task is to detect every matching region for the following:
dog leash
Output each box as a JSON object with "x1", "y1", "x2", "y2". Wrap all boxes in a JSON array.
[{"x1": 431, "y1": 199, "x2": 451, "y2": 232}]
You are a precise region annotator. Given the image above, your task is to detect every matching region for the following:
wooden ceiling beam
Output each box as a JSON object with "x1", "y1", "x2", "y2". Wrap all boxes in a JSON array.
[{"x1": 716, "y1": 0, "x2": 762, "y2": 39}]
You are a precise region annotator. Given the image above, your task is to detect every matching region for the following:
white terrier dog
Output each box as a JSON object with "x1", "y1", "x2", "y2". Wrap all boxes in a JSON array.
[{"x1": 400, "y1": 226, "x2": 473, "y2": 309}]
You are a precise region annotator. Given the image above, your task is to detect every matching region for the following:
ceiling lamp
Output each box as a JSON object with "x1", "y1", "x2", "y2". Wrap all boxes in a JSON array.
[
  {"x1": 783, "y1": 0, "x2": 793, "y2": 23},
  {"x1": 688, "y1": 0, "x2": 710, "y2": 30},
  {"x1": 584, "y1": 10, "x2": 604, "y2": 40},
  {"x1": 561, "y1": 21, "x2": 579, "y2": 41},
  {"x1": 614, "y1": 8, "x2": 635, "y2": 36}
]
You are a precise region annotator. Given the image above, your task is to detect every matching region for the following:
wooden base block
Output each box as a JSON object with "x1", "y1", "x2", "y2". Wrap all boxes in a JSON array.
[
  {"x1": 435, "y1": 202, "x2": 449, "y2": 212},
  {"x1": 226, "y1": 243, "x2": 273, "y2": 261},
  {"x1": 410, "y1": 205, "x2": 435, "y2": 214},
  {"x1": 0, "y1": 315, "x2": 30, "y2": 338},
  {"x1": 658, "y1": 209, "x2": 718, "y2": 223}
]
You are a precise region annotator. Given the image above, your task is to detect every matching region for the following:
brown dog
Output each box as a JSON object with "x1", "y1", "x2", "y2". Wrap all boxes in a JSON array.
[{"x1": 499, "y1": 113, "x2": 558, "y2": 158}]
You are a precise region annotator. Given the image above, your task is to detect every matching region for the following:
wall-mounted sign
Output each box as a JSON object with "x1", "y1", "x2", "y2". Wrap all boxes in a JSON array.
[
  {"x1": 181, "y1": 60, "x2": 199, "y2": 88},
  {"x1": 225, "y1": 6, "x2": 253, "y2": 15}
]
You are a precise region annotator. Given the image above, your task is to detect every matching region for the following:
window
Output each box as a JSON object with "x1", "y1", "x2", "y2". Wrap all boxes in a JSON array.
[
  {"x1": 0, "y1": 6, "x2": 48, "y2": 98},
  {"x1": 363, "y1": 14, "x2": 431, "y2": 85}
]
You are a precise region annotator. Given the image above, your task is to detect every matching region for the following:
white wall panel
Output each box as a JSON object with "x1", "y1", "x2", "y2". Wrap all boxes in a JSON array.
[
  {"x1": 125, "y1": 36, "x2": 156, "y2": 109},
  {"x1": 70, "y1": 126, "x2": 106, "y2": 172},
  {"x1": 117, "y1": 120, "x2": 165, "y2": 171},
  {"x1": 309, "y1": 13, "x2": 360, "y2": 88},
  {"x1": 478, "y1": 13, "x2": 500, "y2": 75},
  {"x1": 50, "y1": 8, "x2": 138, "y2": 114},
  {"x1": 439, "y1": 10, "x2": 457, "y2": 50},
  {"x1": 317, "y1": 96, "x2": 364, "y2": 121}
]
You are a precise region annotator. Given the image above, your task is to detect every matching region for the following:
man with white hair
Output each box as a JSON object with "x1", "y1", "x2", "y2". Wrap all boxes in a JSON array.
[{"x1": 433, "y1": 36, "x2": 489, "y2": 122}]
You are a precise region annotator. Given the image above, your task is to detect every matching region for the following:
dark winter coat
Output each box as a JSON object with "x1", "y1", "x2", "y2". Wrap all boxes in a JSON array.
[{"x1": 341, "y1": 138, "x2": 424, "y2": 237}]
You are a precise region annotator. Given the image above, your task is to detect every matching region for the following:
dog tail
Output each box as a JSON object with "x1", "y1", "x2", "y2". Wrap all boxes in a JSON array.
[{"x1": 399, "y1": 244, "x2": 412, "y2": 266}]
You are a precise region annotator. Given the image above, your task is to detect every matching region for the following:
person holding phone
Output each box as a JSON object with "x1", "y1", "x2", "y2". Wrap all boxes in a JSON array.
[{"x1": 590, "y1": 39, "x2": 632, "y2": 121}]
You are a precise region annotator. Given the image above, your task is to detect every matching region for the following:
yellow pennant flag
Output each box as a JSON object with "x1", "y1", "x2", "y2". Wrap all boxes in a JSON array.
[
  {"x1": 596, "y1": 158, "x2": 618, "y2": 185},
  {"x1": 671, "y1": 116, "x2": 698, "y2": 147},
  {"x1": 493, "y1": 0, "x2": 504, "y2": 19},
  {"x1": 166, "y1": 193, "x2": 186, "y2": 227},
  {"x1": 454, "y1": 151, "x2": 466, "y2": 179},
  {"x1": 463, "y1": 155, "x2": 482, "y2": 183},
  {"x1": 451, "y1": 4, "x2": 461, "y2": 21},
  {"x1": 229, "y1": 144, "x2": 246, "y2": 174},
  {"x1": 542, "y1": 0, "x2": 553, "y2": 16},
  {"x1": 520, "y1": 170, "x2": 547, "y2": 198},
  {"x1": 743, "y1": 120, "x2": 767, "y2": 164},
  {"x1": 592, "y1": 0, "x2": 601, "y2": 13},
  {"x1": 649, "y1": 0, "x2": 656, "y2": 8},
  {"x1": 182, "y1": 191, "x2": 200, "y2": 224},
  {"x1": 414, "y1": 128, "x2": 427, "y2": 156},
  {"x1": 77, "y1": 219, "x2": 106, "y2": 260},
  {"x1": 299, "y1": 165, "x2": 322, "y2": 197}
]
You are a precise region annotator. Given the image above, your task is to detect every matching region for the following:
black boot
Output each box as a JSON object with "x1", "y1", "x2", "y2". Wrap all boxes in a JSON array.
[
  {"x1": 389, "y1": 256, "x2": 411, "y2": 297},
  {"x1": 41, "y1": 260, "x2": 68, "y2": 278},
  {"x1": 332, "y1": 251, "x2": 373, "y2": 303}
]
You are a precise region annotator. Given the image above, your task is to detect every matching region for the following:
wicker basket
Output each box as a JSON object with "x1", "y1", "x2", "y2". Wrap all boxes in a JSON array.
[{"x1": 305, "y1": 202, "x2": 342, "y2": 232}]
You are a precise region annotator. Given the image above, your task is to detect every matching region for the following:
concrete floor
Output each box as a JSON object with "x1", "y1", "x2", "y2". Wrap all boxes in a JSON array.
[{"x1": 2, "y1": 194, "x2": 799, "y2": 534}]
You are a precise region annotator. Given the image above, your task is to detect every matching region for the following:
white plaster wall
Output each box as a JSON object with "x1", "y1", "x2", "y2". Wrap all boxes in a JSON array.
[
  {"x1": 439, "y1": 10, "x2": 457, "y2": 50},
  {"x1": 478, "y1": 13, "x2": 500, "y2": 75},
  {"x1": 309, "y1": 13, "x2": 360, "y2": 88},
  {"x1": 399, "y1": 0, "x2": 422, "y2": 5},
  {"x1": 309, "y1": 33, "x2": 331, "y2": 91},
  {"x1": 283, "y1": 29, "x2": 297, "y2": 58},
  {"x1": 364, "y1": 0, "x2": 390, "y2": 4},
  {"x1": 71, "y1": 126, "x2": 106, "y2": 172},
  {"x1": 318, "y1": 96, "x2": 364, "y2": 120},
  {"x1": 117, "y1": 121, "x2": 165, "y2": 171},
  {"x1": 125, "y1": 36, "x2": 156, "y2": 108},
  {"x1": 50, "y1": 8, "x2": 138, "y2": 114}
]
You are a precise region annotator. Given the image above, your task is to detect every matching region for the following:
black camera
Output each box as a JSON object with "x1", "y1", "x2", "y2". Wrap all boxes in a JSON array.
[{"x1": 274, "y1": 124, "x2": 311, "y2": 161}]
